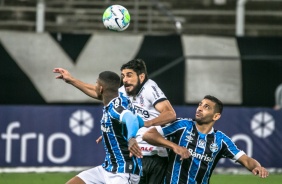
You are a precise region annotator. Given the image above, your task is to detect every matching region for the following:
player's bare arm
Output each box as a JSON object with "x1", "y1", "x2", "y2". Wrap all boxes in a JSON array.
[
  {"x1": 237, "y1": 154, "x2": 269, "y2": 178},
  {"x1": 53, "y1": 68, "x2": 99, "y2": 99},
  {"x1": 144, "y1": 100, "x2": 176, "y2": 127},
  {"x1": 96, "y1": 136, "x2": 102, "y2": 143},
  {"x1": 143, "y1": 127, "x2": 190, "y2": 160}
]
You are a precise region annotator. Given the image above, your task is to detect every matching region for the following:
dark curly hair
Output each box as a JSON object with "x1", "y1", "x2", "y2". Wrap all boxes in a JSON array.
[{"x1": 120, "y1": 58, "x2": 148, "y2": 81}]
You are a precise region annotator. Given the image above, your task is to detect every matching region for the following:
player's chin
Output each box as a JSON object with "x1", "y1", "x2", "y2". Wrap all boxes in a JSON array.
[{"x1": 125, "y1": 86, "x2": 133, "y2": 92}]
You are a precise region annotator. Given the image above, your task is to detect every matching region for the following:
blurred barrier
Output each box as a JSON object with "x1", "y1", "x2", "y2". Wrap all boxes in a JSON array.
[
  {"x1": 0, "y1": 31, "x2": 282, "y2": 106},
  {"x1": 0, "y1": 105, "x2": 281, "y2": 172}
]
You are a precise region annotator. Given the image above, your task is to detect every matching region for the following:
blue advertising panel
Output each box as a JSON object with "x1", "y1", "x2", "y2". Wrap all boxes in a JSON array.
[
  {"x1": 0, "y1": 105, "x2": 105, "y2": 167},
  {"x1": 0, "y1": 105, "x2": 281, "y2": 170}
]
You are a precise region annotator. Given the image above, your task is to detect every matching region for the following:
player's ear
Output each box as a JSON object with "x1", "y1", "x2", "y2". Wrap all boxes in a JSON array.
[
  {"x1": 213, "y1": 113, "x2": 221, "y2": 121},
  {"x1": 99, "y1": 85, "x2": 103, "y2": 94},
  {"x1": 139, "y1": 73, "x2": 145, "y2": 83}
]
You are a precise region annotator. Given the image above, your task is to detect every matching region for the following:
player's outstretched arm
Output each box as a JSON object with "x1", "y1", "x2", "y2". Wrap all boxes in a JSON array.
[
  {"x1": 53, "y1": 68, "x2": 100, "y2": 99},
  {"x1": 237, "y1": 154, "x2": 269, "y2": 178},
  {"x1": 143, "y1": 127, "x2": 190, "y2": 160},
  {"x1": 144, "y1": 100, "x2": 176, "y2": 127}
]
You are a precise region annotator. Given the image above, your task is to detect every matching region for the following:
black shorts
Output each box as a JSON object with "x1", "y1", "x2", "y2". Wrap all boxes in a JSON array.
[{"x1": 139, "y1": 155, "x2": 168, "y2": 184}]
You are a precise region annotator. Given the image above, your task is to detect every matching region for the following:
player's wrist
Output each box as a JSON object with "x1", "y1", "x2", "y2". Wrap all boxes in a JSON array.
[{"x1": 144, "y1": 121, "x2": 152, "y2": 127}]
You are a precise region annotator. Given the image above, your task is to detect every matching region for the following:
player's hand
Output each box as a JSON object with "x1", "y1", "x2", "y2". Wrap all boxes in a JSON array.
[
  {"x1": 53, "y1": 68, "x2": 73, "y2": 83},
  {"x1": 173, "y1": 145, "x2": 190, "y2": 160},
  {"x1": 128, "y1": 138, "x2": 143, "y2": 158},
  {"x1": 252, "y1": 166, "x2": 269, "y2": 178},
  {"x1": 96, "y1": 136, "x2": 102, "y2": 144}
]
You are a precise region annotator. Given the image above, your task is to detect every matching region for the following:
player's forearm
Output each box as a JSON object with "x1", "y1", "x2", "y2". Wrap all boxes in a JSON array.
[
  {"x1": 143, "y1": 129, "x2": 175, "y2": 149},
  {"x1": 244, "y1": 158, "x2": 261, "y2": 171},
  {"x1": 70, "y1": 79, "x2": 99, "y2": 99},
  {"x1": 239, "y1": 155, "x2": 261, "y2": 171},
  {"x1": 144, "y1": 111, "x2": 176, "y2": 127}
]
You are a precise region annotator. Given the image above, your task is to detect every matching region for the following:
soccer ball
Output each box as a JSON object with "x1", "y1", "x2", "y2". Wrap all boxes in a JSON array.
[{"x1": 102, "y1": 5, "x2": 130, "y2": 32}]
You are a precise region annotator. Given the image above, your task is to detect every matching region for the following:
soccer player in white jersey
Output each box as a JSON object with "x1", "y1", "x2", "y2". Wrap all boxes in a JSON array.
[
  {"x1": 54, "y1": 70, "x2": 143, "y2": 184},
  {"x1": 119, "y1": 59, "x2": 176, "y2": 184},
  {"x1": 53, "y1": 58, "x2": 176, "y2": 184},
  {"x1": 143, "y1": 95, "x2": 269, "y2": 184}
]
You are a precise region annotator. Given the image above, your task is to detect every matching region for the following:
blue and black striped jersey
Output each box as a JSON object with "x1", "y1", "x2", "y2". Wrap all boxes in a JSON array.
[
  {"x1": 158, "y1": 118, "x2": 244, "y2": 184},
  {"x1": 101, "y1": 92, "x2": 142, "y2": 175}
]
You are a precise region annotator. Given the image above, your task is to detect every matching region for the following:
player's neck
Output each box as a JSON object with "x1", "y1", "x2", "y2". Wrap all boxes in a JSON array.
[
  {"x1": 103, "y1": 92, "x2": 119, "y2": 105},
  {"x1": 195, "y1": 123, "x2": 214, "y2": 134}
]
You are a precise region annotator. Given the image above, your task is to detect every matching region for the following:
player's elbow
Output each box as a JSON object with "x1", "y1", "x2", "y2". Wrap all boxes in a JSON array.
[
  {"x1": 142, "y1": 131, "x2": 151, "y2": 143},
  {"x1": 168, "y1": 110, "x2": 176, "y2": 121}
]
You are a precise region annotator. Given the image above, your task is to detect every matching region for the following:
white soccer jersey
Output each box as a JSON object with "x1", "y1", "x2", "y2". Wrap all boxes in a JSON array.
[{"x1": 119, "y1": 79, "x2": 168, "y2": 157}]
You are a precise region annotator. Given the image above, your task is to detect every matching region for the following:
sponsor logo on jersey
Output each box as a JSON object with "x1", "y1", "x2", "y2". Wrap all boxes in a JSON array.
[
  {"x1": 139, "y1": 95, "x2": 144, "y2": 106},
  {"x1": 188, "y1": 148, "x2": 213, "y2": 162},
  {"x1": 151, "y1": 86, "x2": 160, "y2": 98},
  {"x1": 186, "y1": 130, "x2": 195, "y2": 136},
  {"x1": 210, "y1": 142, "x2": 218, "y2": 153},
  {"x1": 198, "y1": 139, "x2": 206, "y2": 148},
  {"x1": 102, "y1": 113, "x2": 108, "y2": 123},
  {"x1": 133, "y1": 105, "x2": 150, "y2": 119},
  {"x1": 101, "y1": 125, "x2": 110, "y2": 132},
  {"x1": 185, "y1": 130, "x2": 195, "y2": 143},
  {"x1": 140, "y1": 146, "x2": 154, "y2": 152},
  {"x1": 185, "y1": 135, "x2": 194, "y2": 143},
  {"x1": 114, "y1": 98, "x2": 120, "y2": 108}
]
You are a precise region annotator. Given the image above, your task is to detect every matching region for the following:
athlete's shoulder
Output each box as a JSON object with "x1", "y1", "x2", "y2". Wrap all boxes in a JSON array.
[
  {"x1": 215, "y1": 129, "x2": 233, "y2": 141},
  {"x1": 119, "y1": 86, "x2": 126, "y2": 94},
  {"x1": 175, "y1": 117, "x2": 194, "y2": 123},
  {"x1": 165, "y1": 118, "x2": 193, "y2": 128},
  {"x1": 145, "y1": 79, "x2": 159, "y2": 87},
  {"x1": 143, "y1": 79, "x2": 166, "y2": 98}
]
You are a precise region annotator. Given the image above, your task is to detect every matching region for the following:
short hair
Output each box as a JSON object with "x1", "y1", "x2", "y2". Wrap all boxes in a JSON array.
[
  {"x1": 120, "y1": 58, "x2": 148, "y2": 80},
  {"x1": 99, "y1": 71, "x2": 120, "y2": 91},
  {"x1": 204, "y1": 95, "x2": 223, "y2": 114}
]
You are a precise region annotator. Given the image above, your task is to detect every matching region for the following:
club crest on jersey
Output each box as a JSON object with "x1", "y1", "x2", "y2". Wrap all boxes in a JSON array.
[
  {"x1": 198, "y1": 139, "x2": 206, "y2": 148},
  {"x1": 139, "y1": 95, "x2": 144, "y2": 106},
  {"x1": 210, "y1": 142, "x2": 218, "y2": 152}
]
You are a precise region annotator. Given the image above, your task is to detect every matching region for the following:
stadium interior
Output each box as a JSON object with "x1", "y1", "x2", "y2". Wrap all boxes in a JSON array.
[
  {"x1": 0, "y1": 0, "x2": 282, "y2": 36},
  {"x1": 1, "y1": 0, "x2": 282, "y2": 180}
]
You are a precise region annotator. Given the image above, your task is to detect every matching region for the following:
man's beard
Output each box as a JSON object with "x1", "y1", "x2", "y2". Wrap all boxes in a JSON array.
[
  {"x1": 125, "y1": 78, "x2": 141, "y2": 96},
  {"x1": 195, "y1": 115, "x2": 213, "y2": 125}
]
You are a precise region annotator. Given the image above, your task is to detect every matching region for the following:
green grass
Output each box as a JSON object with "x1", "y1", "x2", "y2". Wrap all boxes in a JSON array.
[
  {"x1": 210, "y1": 174, "x2": 281, "y2": 184},
  {"x1": 0, "y1": 172, "x2": 78, "y2": 184},
  {"x1": 0, "y1": 173, "x2": 281, "y2": 184}
]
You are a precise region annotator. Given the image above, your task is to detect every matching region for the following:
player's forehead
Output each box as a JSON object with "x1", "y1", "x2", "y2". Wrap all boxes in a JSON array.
[
  {"x1": 200, "y1": 99, "x2": 215, "y2": 107},
  {"x1": 121, "y1": 69, "x2": 137, "y2": 75}
]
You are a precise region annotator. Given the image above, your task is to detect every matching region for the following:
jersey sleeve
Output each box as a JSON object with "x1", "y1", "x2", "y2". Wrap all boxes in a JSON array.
[
  {"x1": 160, "y1": 119, "x2": 192, "y2": 137},
  {"x1": 108, "y1": 97, "x2": 127, "y2": 121},
  {"x1": 147, "y1": 80, "x2": 167, "y2": 107},
  {"x1": 121, "y1": 111, "x2": 141, "y2": 140},
  {"x1": 220, "y1": 132, "x2": 245, "y2": 161}
]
